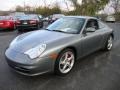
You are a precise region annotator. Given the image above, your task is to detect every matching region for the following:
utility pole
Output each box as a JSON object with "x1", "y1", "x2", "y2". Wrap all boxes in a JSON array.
[
  {"x1": 24, "y1": 0, "x2": 26, "y2": 12},
  {"x1": 39, "y1": 0, "x2": 41, "y2": 7},
  {"x1": 64, "y1": 0, "x2": 69, "y2": 11},
  {"x1": 42, "y1": 0, "x2": 47, "y2": 8}
]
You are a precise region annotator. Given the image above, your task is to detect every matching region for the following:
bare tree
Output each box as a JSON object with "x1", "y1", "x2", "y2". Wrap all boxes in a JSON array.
[
  {"x1": 111, "y1": 0, "x2": 120, "y2": 14},
  {"x1": 68, "y1": 0, "x2": 109, "y2": 15},
  {"x1": 15, "y1": 5, "x2": 24, "y2": 12}
]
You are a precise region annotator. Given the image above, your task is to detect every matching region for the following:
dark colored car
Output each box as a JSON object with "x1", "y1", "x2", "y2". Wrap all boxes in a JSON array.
[
  {"x1": 49, "y1": 14, "x2": 65, "y2": 24},
  {"x1": 16, "y1": 15, "x2": 43, "y2": 32},
  {"x1": 28, "y1": 14, "x2": 43, "y2": 28},
  {"x1": 0, "y1": 16, "x2": 16, "y2": 31}
]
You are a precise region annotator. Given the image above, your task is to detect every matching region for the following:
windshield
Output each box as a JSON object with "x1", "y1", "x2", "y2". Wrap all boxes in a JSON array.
[
  {"x1": 28, "y1": 15, "x2": 39, "y2": 20},
  {"x1": 18, "y1": 15, "x2": 38, "y2": 20},
  {"x1": 47, "y1": 17, "x2": 85, "y2": 34},
  {"x1": 0, "y1": 16, "x2": 5, "y2": 20},
  {"x1": 0, "y1": 16, "x2": 14, "y2": 20},
  {"x1": 53, "y1": 14, "x2": 64, "y2": 18},
  {"x1": 16, "y1": 15, "x2": 27, "y2": 20}
]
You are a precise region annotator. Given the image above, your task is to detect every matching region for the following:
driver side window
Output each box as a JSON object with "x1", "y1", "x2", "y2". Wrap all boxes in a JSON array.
[
  {"x1": 86, "y1": 19, "x2": 99, "y2": 30},
  {"x1": 82, "y1": 19, "x2": 99, "y2": 35}
]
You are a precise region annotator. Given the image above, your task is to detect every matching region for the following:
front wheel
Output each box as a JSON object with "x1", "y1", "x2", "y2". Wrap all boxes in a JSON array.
[{"x1": 54, "y1": 49, "x2": 75, "y2": 75}]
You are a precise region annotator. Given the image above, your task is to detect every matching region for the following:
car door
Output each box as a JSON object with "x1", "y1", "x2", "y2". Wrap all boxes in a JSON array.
[
  {"x1": 81, "y1": 19, "x2": 102, "y2": 56},
  {"x1": 97, "y1": 21, "x2": 110, "y2": 47}
]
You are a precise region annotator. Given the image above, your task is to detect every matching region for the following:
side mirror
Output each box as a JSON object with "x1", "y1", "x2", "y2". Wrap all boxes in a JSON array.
[{"x1": 86, "y1": 27, "x2": 96, "y2": 32}]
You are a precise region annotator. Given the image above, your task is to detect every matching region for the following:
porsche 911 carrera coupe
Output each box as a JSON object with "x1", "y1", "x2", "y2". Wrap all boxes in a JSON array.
[{"x1": 5, "y1": 16, "x2": 114, "y2": 76}]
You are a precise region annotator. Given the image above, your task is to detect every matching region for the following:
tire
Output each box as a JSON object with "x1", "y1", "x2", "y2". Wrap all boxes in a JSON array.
[
  {"x1": 18, "y1": 29, "x2": 21, "y2": 32},
  {"x1": 37, "y1": 22, "x2": 43, "y2": 29},
  {"x1": 40, "y1": 22, "x2": 43, "y2": 28},
  {"x1": 14, "y1": 24, "x2": 16, "y2": 30},
  {"x1": 54, "y1": 49, "x2": 75, "y2": 75},
  {"x1": 37, "y1": 24, "x2": 40, "y2": 30},
  {"x1": 104, "y1": 36, "x2": 113, "y2": 51},
  {"x1": 18, "y1": 29, "x2": 23, "y2": 32}
]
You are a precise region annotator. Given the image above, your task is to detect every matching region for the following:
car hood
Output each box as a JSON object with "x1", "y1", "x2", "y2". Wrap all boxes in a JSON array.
[{"x1": 9, "y1": 30, "x2": 74, "y2": 53}]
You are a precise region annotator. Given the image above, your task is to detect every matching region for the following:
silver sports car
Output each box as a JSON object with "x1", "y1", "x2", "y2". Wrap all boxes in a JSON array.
[{"x1": 5, "y1": 16, "x2": 114, "y2": 76}]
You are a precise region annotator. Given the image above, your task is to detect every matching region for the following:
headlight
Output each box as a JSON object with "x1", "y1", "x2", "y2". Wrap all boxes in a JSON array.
[
  {"x1": 24, "y1": 44, "x2": 46, "y2": 59},
  {"x1": 10, "y1": 36, "x2": 19, "y2": 47}
]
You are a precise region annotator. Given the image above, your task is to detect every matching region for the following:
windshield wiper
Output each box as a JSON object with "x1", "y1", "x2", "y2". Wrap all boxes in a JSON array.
[
  {"x1": 45, "y1": 28, "x2": 51, "y2": 31},
  {"x1": 45, "y1": 29, "x2": 67, "y2": 33},
  {"x1": 52, "y1": 30, "x2": 67, "y2": 33}
]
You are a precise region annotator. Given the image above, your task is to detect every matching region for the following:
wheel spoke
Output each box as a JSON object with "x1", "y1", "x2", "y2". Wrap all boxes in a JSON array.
[
  {"x1": 107, "y1": 37, "x2": 113, "y2": 50},
  {"x1": 65, "y1": 52, "x2": 68, "y2": 60},
  {"x1": 68, "y1": 55, "x2": 73, "y2": 61},
  {"x1": 62, "y1": 63, "x2": 68, "y2": 71},
  {"x1": 60, "y1": 60, "x2": 65, "y2": 65},
  {"x1": 60, "y1": 52, "x2": 68, "y2": 65},
  {"x1": 67, "y1": 63, "x2": 72, "y2": 69},
  {"x1": 108, "y1": 44, "x2": 110, "y2": 47}
]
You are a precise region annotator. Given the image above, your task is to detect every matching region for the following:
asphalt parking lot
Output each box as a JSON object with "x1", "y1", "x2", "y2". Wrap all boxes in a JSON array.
[{"x1": 0, "y1": 23, "x2": 120, "y2": 90}]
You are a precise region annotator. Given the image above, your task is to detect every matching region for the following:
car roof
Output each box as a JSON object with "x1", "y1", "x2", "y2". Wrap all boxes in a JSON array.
[{"x1": 64, "y1": 16, "x2": 97, "y2": 20}]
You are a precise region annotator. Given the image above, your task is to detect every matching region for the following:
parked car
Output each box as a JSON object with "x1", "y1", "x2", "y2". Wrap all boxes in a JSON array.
[
  {"x1": 5, "y1": 16, "x2": 114, "y2": 76},
  {"x1": 38, "y1": 15, "x2": 43, "y2": 19},
  {"x1": 42, "y1": 15, "x2": 52, "y2": 22},
  {"x1": 94, "y1": 16, "x2": 101, "y2": 20},
  {"x1": 0, "y1": 16, "x2": 16, "y2": 31},
  {"x1": 16, "y1": 15, "x2": 43, "y2": 32},
  {"x1": 49, "y1": 14, "x2": 65, "y2": 24},
  {"x1": 106, "y1": 15, "x2": 116, "y2": 23},
  {"x1": 43, "y1": 17, "x2": 49, "y2": 22},
  {"x1": 28, "y1": 14, "x2": 44, "y2": 28}
]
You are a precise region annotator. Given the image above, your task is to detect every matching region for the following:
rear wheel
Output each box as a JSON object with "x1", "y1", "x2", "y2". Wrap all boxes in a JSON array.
[
  {"x1": 104, "y1": 36, "x2": 113, "y2": 51},
  {"x1": 54, "y1": 49, "x2": 75, "y2": 75},
  {"x1": 14, "y1": 24, "x2": 16, "y2": 30},
  {"x1": 18, "y1": 29, "x2": 24, "y2": 33},
  {"x1": 18, "y1": 29, "x2": 21, "y2": 32}
]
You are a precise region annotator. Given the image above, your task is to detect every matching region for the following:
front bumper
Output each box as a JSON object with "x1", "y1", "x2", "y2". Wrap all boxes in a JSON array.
[
  {"x1": 5, "y1": 48, "x2": 55, "y2": 76},
  {"x1": 0, "y1": 27, "x2": 13, "y2": 31}
]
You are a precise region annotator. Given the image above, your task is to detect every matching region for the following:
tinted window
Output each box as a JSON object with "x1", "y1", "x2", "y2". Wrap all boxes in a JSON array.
[
  {"x1": 86, "y1": 19, "x2": 99, "y2": 30},
  {"x1": 0, "y1": 16, "x2": 5, "y2": 20},
  {"x1": 28, "y1": 15, "x2": 39, "y2": 20},
  {"x1": 17, "y1": 16, "x2": 28, "y2": 20},
  {"x1": 18, "y1": 15, "x2": 38, "y2": 20},
  {"x1": 0, "y1": 16, "x2": 15, "y2": 20}
]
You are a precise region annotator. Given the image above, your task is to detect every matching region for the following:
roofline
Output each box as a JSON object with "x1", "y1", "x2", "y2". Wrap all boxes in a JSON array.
[{"x1": 64, "y1": 16, "x2": 97, "y2": 19}]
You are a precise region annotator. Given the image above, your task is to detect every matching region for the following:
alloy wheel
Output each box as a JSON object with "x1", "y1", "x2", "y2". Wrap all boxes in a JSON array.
[
  {"x1": 107, "y1": 36, "x2": 113, "y2": 50},
  {"x1": 59, "y1": 51, "x2": 75, "y2": 74}
]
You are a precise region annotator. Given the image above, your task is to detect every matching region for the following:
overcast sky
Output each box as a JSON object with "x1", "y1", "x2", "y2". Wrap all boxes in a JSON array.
[
  {"x1": 0, "y1": 0, "x2": 114, "y2": 14},
  {"x1": 0, "y1": 0, "x2": 72, "y2": 11}
]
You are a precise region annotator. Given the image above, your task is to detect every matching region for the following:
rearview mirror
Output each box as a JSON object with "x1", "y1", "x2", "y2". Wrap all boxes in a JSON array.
[{"x1": 86, "y1": 27, "x2": 96, "y2": 32}]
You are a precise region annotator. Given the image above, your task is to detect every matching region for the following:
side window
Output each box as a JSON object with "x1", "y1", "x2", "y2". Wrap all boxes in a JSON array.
[
  {"x1": 98, "y1": 21, "x2": 105, "y2": 29},
  {"x1": 86, "y1": 19, "x2": 99, "y2": 30}
]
